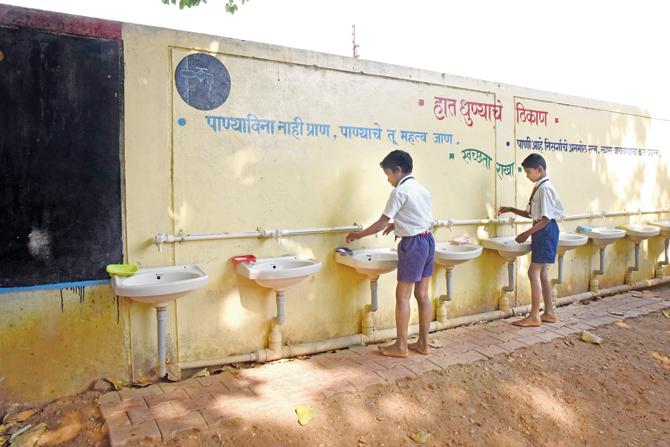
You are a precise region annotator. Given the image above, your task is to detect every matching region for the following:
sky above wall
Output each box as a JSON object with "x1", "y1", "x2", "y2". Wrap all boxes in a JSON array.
[{"x1": 2, "y1": 0, "x2": 668, "y2": 116}]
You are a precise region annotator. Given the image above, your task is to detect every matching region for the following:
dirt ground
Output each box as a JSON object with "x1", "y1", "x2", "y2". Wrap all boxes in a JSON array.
[{"x1": 2, "y1": 310, "x2": 669, "y2": 447}]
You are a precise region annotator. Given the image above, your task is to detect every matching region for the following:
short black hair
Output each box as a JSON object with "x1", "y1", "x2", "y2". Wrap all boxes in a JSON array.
[
  {"x1": 380, "y1": 150, "x2": 413, "y2": 173},
  {"x1": 521, "y1": 153, "x2": 547, "y2": 170}
]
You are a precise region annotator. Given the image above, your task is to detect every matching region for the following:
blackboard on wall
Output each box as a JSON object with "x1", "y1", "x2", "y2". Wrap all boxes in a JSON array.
[{"x1": 0, "y1": 26, "x2": 123, "y2": 288}]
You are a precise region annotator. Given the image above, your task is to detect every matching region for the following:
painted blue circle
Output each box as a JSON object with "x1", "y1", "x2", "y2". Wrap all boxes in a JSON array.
[
  {"x1": 175, "y1": 53, "x2": 231, "y2": 111},
  {"x1": 177, "y1": 118, "x2": 186, "y2": 126}
]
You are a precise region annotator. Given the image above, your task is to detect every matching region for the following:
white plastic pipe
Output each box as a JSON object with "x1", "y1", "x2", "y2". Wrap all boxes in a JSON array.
[
  {"x1": 552, "y1": 254, "x2": 565, "y2": 285},
  {"x1": 369, "y1": 279, "x2": 379, "y2": 312},
  {"x1": 593, "y1": 248, "x2": 606, "y2": 276},
  {"x1": 445, "y1": 268, "x2": 454, "y2": 301},
  {"x1": 431, "y1": 208, "x2": 670, "y2": 228},
  {"x1": 628, "y1": 243, "x2": 641, "y2": 273},
  {"x1": 662, "y1": 239, "x2": 669, "y2": 266},
  {"x1": 276, "y1": 290, "x2": 286, "y2": 325},
  {"x1": 502, "y1": 261, "x2": 515, "y2": 293},
  {"x1": 156, "y1": 306, "x2": 168, "y2": 378},
  {"x1": 155, "y1": 209, "x2": 670, "y2": 249},
  {"x1": 154, "y1": 224, "x2": 362, "y2": 247}
]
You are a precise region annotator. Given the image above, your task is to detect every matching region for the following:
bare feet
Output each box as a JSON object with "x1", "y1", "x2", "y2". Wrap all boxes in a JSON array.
[
  {"x1": 541, "y1": 313, "x2": 557, "y2": 323},
  {"x1": 377, "y1": 343, "x2": 408, "y2": 358},
  {"x1": 408, "y1": 341, "x2": 430, "y2": 355},
  {"x1": 512, "y1": 315, "x2": 542, "y2": 327}
]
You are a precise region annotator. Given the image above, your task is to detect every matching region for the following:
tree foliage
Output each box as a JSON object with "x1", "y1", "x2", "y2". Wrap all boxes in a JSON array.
[{"x1": 161, "y1": 0, "x2": 249, "y2": 14}]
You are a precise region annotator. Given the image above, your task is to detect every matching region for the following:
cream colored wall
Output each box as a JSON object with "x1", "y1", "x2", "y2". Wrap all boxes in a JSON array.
[
  {"x1": 121, "y1": 24, "x2": 670, "y2": 376},
  {"x1": 0, "y1": 286, "x2": 130, "y2": 403}
]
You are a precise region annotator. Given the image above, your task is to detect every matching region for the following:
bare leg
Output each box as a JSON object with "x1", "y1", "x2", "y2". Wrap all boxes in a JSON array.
[
  {"x1": 540, "y1": 264, "x2": 557, "y2": 322},
  {"x1": 379, "y1": 280, "x2": 413, "y2": 357},
  {"x1": 408, "y1": 276, "x2": 432, "y2": 355},
  {"x1": 512, "y1": 263, "x2": 543, "y2": 327}
]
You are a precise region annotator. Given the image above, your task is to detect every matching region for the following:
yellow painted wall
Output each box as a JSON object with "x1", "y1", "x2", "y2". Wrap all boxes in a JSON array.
[
  {"x1": 3, "y1": 20, "x2": 670, "y2": 403},
  {"x1": 0, "y1": 286, "x2": 130, "y2": 403},
  {"x1": 121, "y1": 23, "x2": 670, "y2": 378}
]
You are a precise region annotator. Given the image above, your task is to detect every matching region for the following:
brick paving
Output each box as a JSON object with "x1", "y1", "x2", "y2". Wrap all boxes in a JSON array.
[{"x1": 100, "y1": 289, "x2": 670, "y2": 446}]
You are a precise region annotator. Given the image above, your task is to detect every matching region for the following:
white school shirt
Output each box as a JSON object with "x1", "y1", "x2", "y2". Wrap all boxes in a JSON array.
[
  {"x1": 382, "y1": 176, "x2": 433, "y2": 237},
  {"x1": 526, "y1": 177, "x2": 564, "y2": 221}
]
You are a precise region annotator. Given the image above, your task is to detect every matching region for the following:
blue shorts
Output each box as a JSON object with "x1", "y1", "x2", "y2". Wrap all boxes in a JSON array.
[
  {"x1": 531, "y1": 220, "x2": 559, "y2": 264},
  {"x1": 397, "y1": 232, "x2": 435, "y2": 282}
]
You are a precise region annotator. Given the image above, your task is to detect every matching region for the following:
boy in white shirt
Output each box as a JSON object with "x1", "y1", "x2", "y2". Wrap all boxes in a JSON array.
[
  {"x1": 497, "y1": 153, "x2": 564, "y2": 327},
  {"x1": 346, "y1": 150, "x2": 435, "y2": 357}
]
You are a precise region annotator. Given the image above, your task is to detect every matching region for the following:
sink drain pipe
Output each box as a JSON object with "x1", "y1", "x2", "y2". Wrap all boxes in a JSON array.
[
  {"x1": 275, "y1": 291, "x2": 286, "y2": 325},
  {"x1": 369, "y1": 279, "x2": 379, "y2": 312},
  {"x1": 550, "y1": 254, "x2": 565, "y2": 307},
  {"x1": 590, "y1": 248, "x2": 607, "y2": 292},
  {"x1": 552, "y1": 254, "x2": 565, "y2": 286},
  {"x1": 362, "y1": 279, "x2": 379, "y2": 336},
  {"x1": 156, "y1": 305, "x2": 168, "y2": 378},
  {"x1": 437, "y1": 267, "x2": 455, "y2": 324},
  {"x1": 177, "y1": 275, "x2": 670, "y2": 371},
  {"x1": 446, "y1": 268, "x2": 454, "y2": 301},
  {"x1": 657, "y1": 238, "x2": 669, "y2": 277},
  {"x1": 498, "y1": 261, "x2": 515, "y2": 311},
  {"x1": 625, "y1": 243, "x2": 642, "y2": 284}
]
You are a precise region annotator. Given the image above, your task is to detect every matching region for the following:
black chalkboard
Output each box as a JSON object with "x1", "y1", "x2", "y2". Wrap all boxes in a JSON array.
[{"x1": 0, "y1": 26, "x2": 123, "y2": 288}]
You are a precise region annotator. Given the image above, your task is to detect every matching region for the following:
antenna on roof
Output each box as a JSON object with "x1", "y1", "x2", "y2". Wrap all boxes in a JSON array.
[{"x1": 352, "y1": 24, "x2": 360, "y2": 58}]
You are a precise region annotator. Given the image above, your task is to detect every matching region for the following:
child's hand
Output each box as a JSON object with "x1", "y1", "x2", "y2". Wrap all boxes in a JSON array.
[
  {"x1": 345, "y1": 232, "x2": 361, "y2": 243},
  {"x1": 515, "y1": 231, "x2": 530, "y2": 243},
  {"x1": 496, "y1": 206, "x2": 511, "y2": 216},
  {"x1": 382, "y1": 223, "x2": 395, "y2": 236}
]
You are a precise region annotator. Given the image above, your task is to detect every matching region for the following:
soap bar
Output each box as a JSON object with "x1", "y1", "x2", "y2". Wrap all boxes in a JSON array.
[
  {"x1": 335, "y1": 246, "x2": 353, "y2": 256},
  {"x1": 450, "y1": 235, "x2": 472, "y2": 245}
]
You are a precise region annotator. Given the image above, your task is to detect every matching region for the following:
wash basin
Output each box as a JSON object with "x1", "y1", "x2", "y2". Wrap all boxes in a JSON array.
[
  {"x1": 236, "y1": 255, "x2": 322, "y2": 291},
  {"x1": 434, "y1": 243, "x2": 483, "y2": 268},
  {"x1": 578, "y1": 227, "x2": 626, "y2": 247},
  {"x1": 649, "y1": 221, "x2": 670, "y2": 237},
  {"x1": 619, "y1": 224, "x2": 660, "y2": 244},
  {"x1": 557, "y1": 232, "x2": 588, "y2": 255},
  {"x1": 481, "y1": 236, "x2": 531, "y2": 262},
  {"x1": 335, "y1": 248, "x2": 398, "y2": 279},
  {"x1": 111, "y1": 264, "x2": 208, "y2": 307}
]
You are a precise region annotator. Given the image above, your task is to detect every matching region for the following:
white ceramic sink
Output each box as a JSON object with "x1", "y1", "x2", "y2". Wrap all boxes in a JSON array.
[
  {"x1": 434, "y1": 243, "x2": 483, "y2": 268},
  {"x1": 619, "y1": 224, "x2": 660, "y2": 244},
  {"x1": 648, "y1": 221, "x2": 670, "y2": 237},
  {"x1": 236, "y1": 255, "x2": 322, "y2": 291},
  {"x1": 111, "y1": 264, "x2": 208, "y2": 307},
  {"x1": 335, "y1": 248, "x2": 398, "y2": 279},
  {"x1": 578, "y1": 227, "x2": 626, "y2": 247},
  {"x1": 481, "y1": 236, "x2": 531, "y2": 262},
  {"x1": 558, "y1": 232, "x2": 588, "y2": 255}
]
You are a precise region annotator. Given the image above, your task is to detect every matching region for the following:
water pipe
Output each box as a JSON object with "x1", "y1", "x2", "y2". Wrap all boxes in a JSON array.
[
  {"x1": 156, "y1": 305, "x2": 168, "y2": 378},
  {"x1": 176, "y1": 275, "x2": 670, "y2": 371},
  {"x1": 625, "y1": 243, "x2": 642, "y2": 284},
  {"x1": 369, "y1": 279, "x2": 379, "y2": 312},
  {"x1": 362, "y1": 278, "x2": 379, "y2": 336},
  {"x1": 498, "y1": 261, "x2": 515, "y2": 310},
  {"x1": 657, "y1": 238, "x2": 669, "y2": 277},
  {"x1": 552, "y1": 254, "x2": 565, "y2": 286},
  {"x1": 437, "y1": 267, "x2": 455, "y2": 323},
  {"x1": 275, "y1": 290, "x2": 286, "y2": 325},
  {"x1": 153, "y1": 224, "x2": 363, "y2": 250},
  {"x1": 154, "y1": 208, "x2": 670, "y2": 250},
  {"x1": 445, "y1": 268, "x2": 454, "y2": 301},
  {"x1": 431, "y1": 208, "x2": 670, "y2": 229},
  {"x1": 590, "y1": 248, "x2": 607, "y2": 292},
  {"x1": 550, "y1": 254, "x2": 566, "y2": 307}
]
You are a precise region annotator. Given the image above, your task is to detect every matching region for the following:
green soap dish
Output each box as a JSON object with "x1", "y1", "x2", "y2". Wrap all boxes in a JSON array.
[{"x1": 106, "y1": 264, "x2": 139, "y2": 277}]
